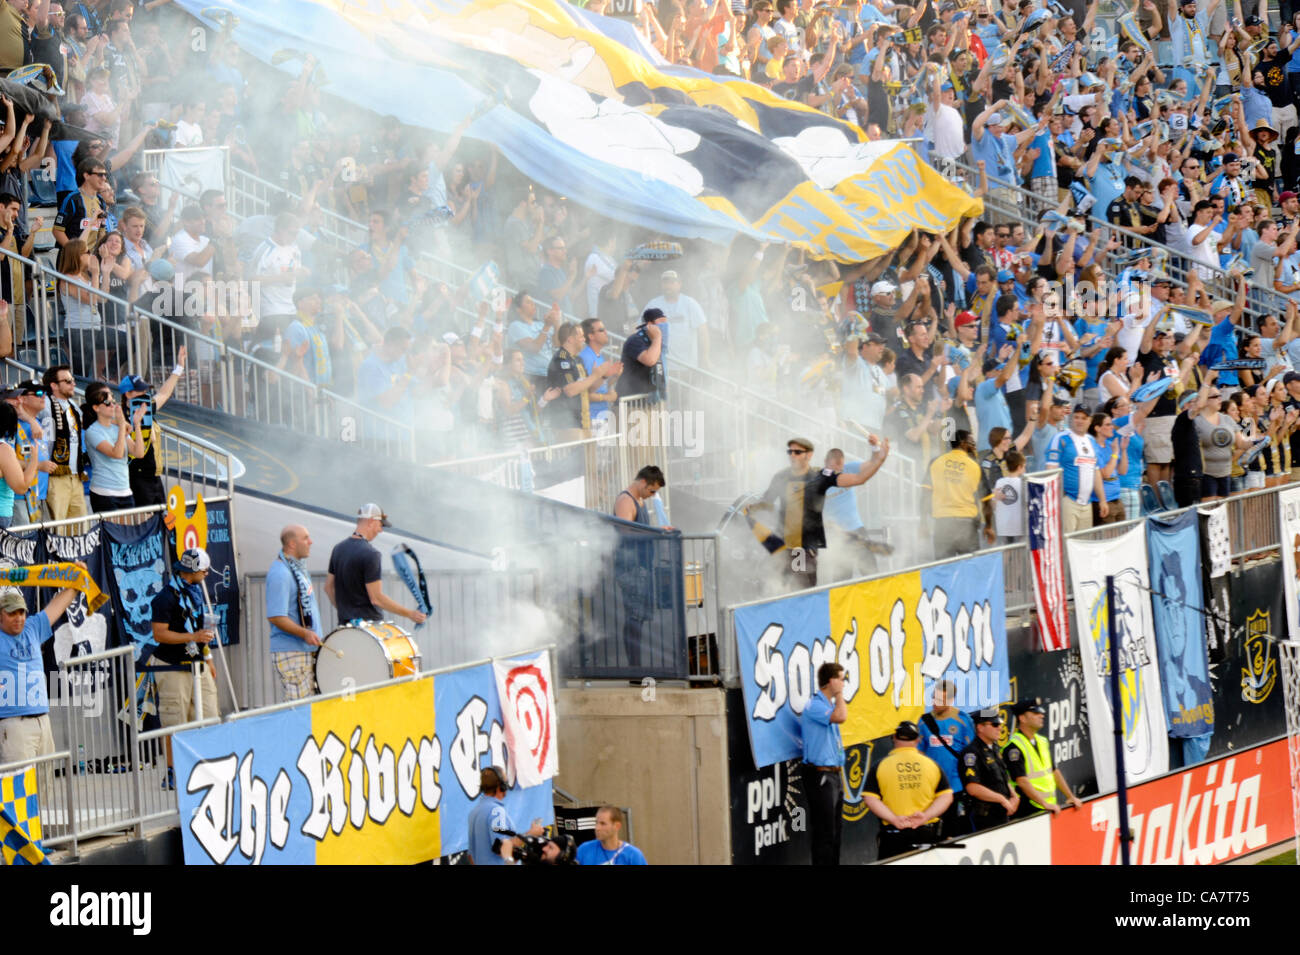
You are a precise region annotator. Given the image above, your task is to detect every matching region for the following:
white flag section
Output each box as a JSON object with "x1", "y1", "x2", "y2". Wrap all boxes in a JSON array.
[
  {"x1": 492, "y1": 653, "x2": 559, "y2": 787},
  {"x1": 1066, "y1": 525, "x2": 1169, "y2": 793},
  {"x1": 1278, "y1": 487, "x2": 1300, "y2": 641}
]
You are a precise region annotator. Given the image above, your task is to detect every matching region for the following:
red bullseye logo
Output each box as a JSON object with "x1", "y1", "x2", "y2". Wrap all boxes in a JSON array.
[
  {"x1": 182, "y1": 525, "x2": 201, "y2": 552},
  {"x1": 503, "y1": 664, "x2": 552, "y2": 776}
]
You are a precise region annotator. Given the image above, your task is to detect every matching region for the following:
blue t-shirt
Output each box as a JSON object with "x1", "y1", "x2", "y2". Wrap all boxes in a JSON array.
[
  {"x1": 916, "y1": 710, "x2": 975, "y2": 792},
  {"x1": 1074, "y1": 317, "x2": 1110, "y2": 388},
  {"x1": 85, "y1": 422, "x2": 131, "y2": 494},
  {"x1": 1114, "y1": 414, "x2": 1145, "y2": 490},
  {"x1": 800, "y1": 690, "x2": 844, "y2": 766},
  {"x1": 1047, "y1": 430, "x2": 1101, "y2": 501},
  {"x1": 507, "y1": 319, "x2": 553, "y2": 377},
  {"x1": 266, "y1": 555, "x2": 323, "y2": 653},
  {"x1": 467, "y1": 796, "x2": 514, "y2": 866},
  {"x1": 822, "y1": 461, "x2": 863, "y2": 531},
  {"x1": 361, "y1": 241, "x2": 414, "y2": 305},
  {"x1": 971, "y1": 127, "x2": 1017, "y2": 186},
  {"x1": 974, "y1": 379, "x2": 1011, "y2": 452},
  {"x1": 576, "y1": 840, "x2": 649, "y2": 865},
  {"x1": 1028, "y1": 129, "x2": 1054, "y2": 180},
  {"x1": 1204, "y1": 317, "x2": 1240, "y2": 386},
  {"x1": 1096, "y1": 433, "x2": 1124, "y2": 502},
  {"x1": 0, "y1": 611, "x2": 52, "y2": 717},
  {"x1": 1031, "y1": 422, "x2": 1065, "y2": 472},
  {"x1": 1085, "y1": 161, "x2": 1128, "y2": 221},
  {"x1": 355, "y1": 353, "x2": 412, "y2": 421},
  {"x1": 579, "y1": 344, "x2": 612, "y2": 420},
  {"x1": 18, "y1": 420, "x2": 48, "y2": 502}
]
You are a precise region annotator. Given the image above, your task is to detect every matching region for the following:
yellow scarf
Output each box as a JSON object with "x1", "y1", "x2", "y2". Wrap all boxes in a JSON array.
[{"x1": 0, "y1": 563, "x2": 108, "y2": 613}]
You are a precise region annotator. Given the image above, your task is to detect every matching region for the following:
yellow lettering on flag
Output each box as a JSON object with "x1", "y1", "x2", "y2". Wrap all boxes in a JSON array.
[{"x1": 0, "y1": 563, "x2": 107, "y2": 613}]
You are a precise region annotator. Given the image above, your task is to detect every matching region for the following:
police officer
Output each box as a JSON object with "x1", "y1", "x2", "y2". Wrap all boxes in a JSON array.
[
  {"x1": 959, "y1": 707, "x2": 1019, "y2": 831},
  {"x1": 863, "y1": 720, "x2": 952, "y2": 860},
  {"x1": 1004, "y1": 698, "x2": 1083, "y2": 818},
  {"x1": 800, "y1": 662, "x2": 847, "y2": 865}
]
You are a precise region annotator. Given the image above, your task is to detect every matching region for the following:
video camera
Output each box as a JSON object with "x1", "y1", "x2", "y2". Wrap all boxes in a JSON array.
[{"x1": 495, "y1": 829, "x2": 578, "y2": 865}]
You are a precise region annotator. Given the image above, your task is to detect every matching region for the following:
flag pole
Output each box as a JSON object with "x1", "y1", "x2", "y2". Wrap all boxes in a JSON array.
[{"x1": 1106, "y1": 573, "x2": 1132, "y2": 865}]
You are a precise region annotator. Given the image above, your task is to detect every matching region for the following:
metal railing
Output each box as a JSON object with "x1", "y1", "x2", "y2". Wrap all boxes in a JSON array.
[
  {"x1": 682, "y1": 532, "x2": 724, "y2": 682},
  {"x1": 954, "y1": 157, "x2": 1265, "y2": 329},
  {"x1": 236, "y1": 568, "x2": 541, "y2": 709}
]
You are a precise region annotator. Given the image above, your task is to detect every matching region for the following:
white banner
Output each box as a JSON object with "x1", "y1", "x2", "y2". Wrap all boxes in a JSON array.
[
  {"x1": 885, "y1": 815, "x2": 1051, "y2": 865},
  {"x1": 492, "y1": 652, "x2": 559, "y2": 788},
  {"x1": 1066, "y1": 524, "x2": 1169, "y2": 792},
  {"x1": 1278, "y1": 487, "x2": 1300, "y2": 641}
]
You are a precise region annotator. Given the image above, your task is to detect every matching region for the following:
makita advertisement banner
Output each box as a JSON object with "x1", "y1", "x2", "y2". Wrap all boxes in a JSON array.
[
  {"x1": 885, "y1": 737, "x2": 1293, "y2": 865},
  {"x1": 1051, "y1": 737, "x2": 1294, "y2": 864}
]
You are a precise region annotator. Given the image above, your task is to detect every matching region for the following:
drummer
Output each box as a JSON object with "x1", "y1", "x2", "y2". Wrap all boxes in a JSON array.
[
  {"x1": 325, "y1": 503, "x2": 427, "y2": 629},
  {"x1": 266, "y1": 524, "x2": 323, "y2": 700}
]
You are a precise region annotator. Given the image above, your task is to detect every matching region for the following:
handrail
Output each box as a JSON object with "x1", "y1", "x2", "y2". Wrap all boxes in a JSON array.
[{"x1": 425, "y1": 431, "x2": 621, "y2": 470}]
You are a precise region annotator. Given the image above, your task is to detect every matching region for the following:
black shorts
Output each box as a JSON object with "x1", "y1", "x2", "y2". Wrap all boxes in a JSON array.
[{"x1": 1201, "y1": 474, "x2": 1230, "y2": 498}]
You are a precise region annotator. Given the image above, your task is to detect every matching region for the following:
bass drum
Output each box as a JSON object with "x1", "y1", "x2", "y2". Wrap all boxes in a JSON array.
[{"x1": 315, "y1": 621, "x2": 420, "y2": 695}]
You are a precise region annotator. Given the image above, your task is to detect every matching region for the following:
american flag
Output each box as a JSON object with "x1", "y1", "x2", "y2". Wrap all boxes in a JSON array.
[{"x1": 1028, "y1": 474, "x2": 1070, "y2": 651}]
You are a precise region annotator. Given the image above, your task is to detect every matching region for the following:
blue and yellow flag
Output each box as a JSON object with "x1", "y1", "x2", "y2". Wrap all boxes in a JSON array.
[
  {"x1": 1, "y1": 766, "x2": 49, "y2": 865},
  {"x1": 179, "y1": 0, "x2": 980, "y2": 262}
]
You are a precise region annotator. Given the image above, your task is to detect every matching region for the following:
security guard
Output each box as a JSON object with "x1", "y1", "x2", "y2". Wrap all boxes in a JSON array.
[
  {"x1": 862, "y1": 720, "x2": 952, "y2": 860},
  {"x1": 800, "y1": 662, "x2": 848, "y2": 866},
  {"x1": 1003, "y1": 698, "x2": 1083, "y2": 817},
  {"x1": 959, "y1": 707, "x2": 1019, "y2": 831}
]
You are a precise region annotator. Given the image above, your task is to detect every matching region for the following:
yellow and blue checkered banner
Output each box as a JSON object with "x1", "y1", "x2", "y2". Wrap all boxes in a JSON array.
[
  {"x1": 174, "y1": 0, "x2": 979, "y2": 261},
  {"x1": 1, "y1": 766, "x2": 48, "y2": 865},
  {"x1": 1065, "y1": 523, "x2": 1170, "y2": 794},
  {"x1": 173, "y1": 653, "x2": 555, "y2": 864},
  {"x1": 734, "y1": 553, "x2": 1009, "y2": 768}
]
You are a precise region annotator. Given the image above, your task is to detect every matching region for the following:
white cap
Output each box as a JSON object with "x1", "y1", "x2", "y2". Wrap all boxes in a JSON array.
[
  {"x1": 358, "y1": 503, "x2": 391, "y2": 527},
  {"x1": 870, "y1": 280, "x2": 898, "y2": 296},
  {"x1": 177, "y1": 548, "x2": 211, "y2": 573}
]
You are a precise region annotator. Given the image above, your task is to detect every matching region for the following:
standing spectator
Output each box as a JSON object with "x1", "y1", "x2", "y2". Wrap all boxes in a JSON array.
[
  {"x1": 0, "y1": 402, "x2": 35, "y2": 530},
  {"x1": 643, "y1": 269, "x2": 709, "y2": 368},
  {"x1": 1089, "y1": 412, "x2": 1129, "y2": 524},
  {"x1": 53, "y1": 158, "x2": 108, "y2": 251},
  {"x1": 619, "y1": 307, "x2": 668, "y2": 404},
  {"x1": 989, "y1": 449, "x2": 1028, "y2": 544},
  {"x1": 282, "y1": 287, "x2": 335, "y2": 386},
  {"x1": 507, "y1": 293, "x2": 561, "y2": 394},
  {"x1": 578, "y1": 318, "x2": 618, "y2": 425},
  {"x1": 1004, "y1": 698, "x2": 1082, "y2": 818},
  {"x1": 117, "y1": 355, "x2": 186, "y2": 509},
  {"x1": 169, "y1": 204, "x2": 214, "y2": 293},
  {"x1": 81, "y1": 68, "x2": 124, "y2": 150},
  {"x1": 362, "y1": 209, "x2": 417, "y2": 307},
  {"x1": 503, "y1": 189, "x2": 546, "y2": 289},
  {"x1": 545, "y1": 321, "x2": 620, "y2": 440},
  {"x1": 1197, "y1": 383, "x2": 1254, "y2": 501},
  {"x1": 916, "y1": 679, "x2": 975, "y2": 839},
  {"x1": 1047, "y1": 404, "x2": 1108, "y2": 532},
  {"x1": 536, "y1": 234, "x2": 581, "y2": 318},
  {"x1": 584, "y1": 234, "x2": 619, "y2": 319},
  {"x1": 266, "y1": 524, "x2": 323, "y2": 701},
  {"x1": 39, "y1": 365, "x2": 87, "y2": 521},
  {"x1": 928, "y1": 430, "x2": 992, "y2": 560},
  {"x1": 1172, "y1": 374, "x2": 1217, "y2": 505},
  {"x1": 863, "y1": 720, "x2": 952, "y2": 860},
  {"x1": 81, "y1": 381, "x2": 144, "y2": 513},
  {"x1": 0, "y1": 578, "x2": 86, "y2": 763},
  {"x1": 250, "y1": 212, "x2": 308, "y2": 337},
  {"x1": 575, "y1": 805, "x2": 648, "y2": 865},
  {"x1": 324, "y1": 504, "x2": 426, "y2": 628},
  {"x1": 886, "y1": 373, "x2": 941, "y2": 466},
  {"x1": 1137, "y1": 328, "x2": 1182, "y2": 487},
  {"x1": 800, "y1": 662, "x2": 847, "y2": 865},
  {"x1": 8, "y1": 382, "x2": 49, "y2": 526},
  {"x1": 959, "y1": 707, "x2": 1020, "y2": 832},
  {"x1": 357, "y1": 327, "x2": 416, "y2": 422},
  {"x1": 974, "y1": 346, "x2": 1019, "y2": 452}
]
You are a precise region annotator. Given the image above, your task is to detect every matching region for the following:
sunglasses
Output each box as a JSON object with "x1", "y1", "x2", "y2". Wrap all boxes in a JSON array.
[{"x1": 787, "y1": 448, "x2": 809, "y2": 455}]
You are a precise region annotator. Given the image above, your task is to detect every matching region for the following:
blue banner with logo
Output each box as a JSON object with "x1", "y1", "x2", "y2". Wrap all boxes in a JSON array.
[
  {"x1": 198, "y1": 499, "x2": 240, "y2": 647},
  {"x1": 101, "y1": 516, "x2": 167, "y2": 658},
  {"x1": 1147, "y1": 510, "x2": 1214, "y2": 738}
]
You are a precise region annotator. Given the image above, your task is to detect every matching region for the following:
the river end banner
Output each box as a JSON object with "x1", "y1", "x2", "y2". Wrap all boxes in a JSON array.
[
  {"x1": 1066, "y1": 524, "x2": 1169, "y2": 793},
  {"x1": 735, "y1": 553, "x2": 1008, "y2": 769}
]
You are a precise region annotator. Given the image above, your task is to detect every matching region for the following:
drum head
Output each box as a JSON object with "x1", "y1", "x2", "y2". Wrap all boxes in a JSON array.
[{"x1": 316, "y1": 625, "x2": 396, "y2": 694}]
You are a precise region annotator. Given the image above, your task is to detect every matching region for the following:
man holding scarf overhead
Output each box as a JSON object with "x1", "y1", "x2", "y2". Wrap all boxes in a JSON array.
[{"x1": 150, "y1": 547, "x2": 219, "y2": 789}]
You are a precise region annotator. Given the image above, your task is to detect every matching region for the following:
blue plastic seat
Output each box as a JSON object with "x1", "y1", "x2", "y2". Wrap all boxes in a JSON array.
[{"x1": 1156, "y1": 480, "x2": 1179, "y2": 512}]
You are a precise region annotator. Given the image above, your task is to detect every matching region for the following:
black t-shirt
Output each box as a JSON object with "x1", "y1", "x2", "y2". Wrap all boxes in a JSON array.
[
  {"x1": 327, "y1": 535, "x2": 382, "y2": 623},
  {"x1": 150, "y1": 584, "x2": 203, "y2": 665},
  {"x1": 1286, "y1": 398, "x2": 1300, "y2": 467},
  {"x1": 1171, "y1": 409, "x2": 1203, "y2": 479},
  {"x1": 1137, "y1": 349, "x2": 1178, "y2": 417},
  {"x1": 54, "y1": 190, "x2": 101, "y2": 246},
  {"x1": 759, "y1": 467, "x2": 839, "y2": 551},
  {"x1": 893, "y1": 346, "x2": 935, "y2": 398},
  {"x1": 546, "y1": 348, "x2": 586, "y2": 428},
  {"x1": 1260, "y1": 52, "x2": 1292, "y2": 108},
  {"x1": 619, "y1": 327, "x2": 661, "y2": 399}
]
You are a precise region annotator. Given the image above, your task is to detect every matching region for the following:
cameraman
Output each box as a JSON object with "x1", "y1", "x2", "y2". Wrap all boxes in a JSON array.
[{"x1": 467, "y1": 766, "x2": 544, "y2": 865}]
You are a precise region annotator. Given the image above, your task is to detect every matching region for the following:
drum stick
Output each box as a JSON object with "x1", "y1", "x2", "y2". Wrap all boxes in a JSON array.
[{"x1": 319, "y1": 642, "x2": 344, "y2": 659}]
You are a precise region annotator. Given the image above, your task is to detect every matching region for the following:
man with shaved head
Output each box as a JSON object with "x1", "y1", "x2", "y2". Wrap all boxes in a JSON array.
[{"x1": 266, "y1": 524, "x2": 323, "y2": 700}]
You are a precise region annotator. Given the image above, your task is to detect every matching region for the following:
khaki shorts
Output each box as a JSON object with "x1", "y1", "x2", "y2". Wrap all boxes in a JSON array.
[
  {"x1": 0, "y1": 714, "x2": 55, "y2": 765},
  {"x1": 44, "y1": 473, "x2": 88, "y2": 522},
  {"x1": 1143, "y1": 416, "x2": 1176, "y2": 465},
  {"x1": 1062, "y1": 498, "x2": 1093, "y2": 533},
  {"x1": 150, "y1": 656, "x2": 219, "y2": 726}
]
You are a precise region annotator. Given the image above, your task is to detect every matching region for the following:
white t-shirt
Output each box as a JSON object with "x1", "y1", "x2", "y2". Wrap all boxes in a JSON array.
[
  {"x1": 1185, "y1": 223, "x2": 1220, "y2": 279},
  {"x1": 991, "y1": 475, "x2": 1025, "y2": 539},
  {"x1": 173, "y1": 119, "x2": 204, "y2": 148},
  {"x1": 252, "y1": 239, "x2": 303, "y2": 318},
  {"x1": 169, "y1": 229, "x2": 212, "y2": 287},
  {"x1": 642, "y1": 293, "x2": 707, "y2": 367},
  {"x1": 584, "y1": 250, "x2": 617, "y2": 319},
  {"x1": 924, "y1": 103, "x2": 966, "y2": 160}
]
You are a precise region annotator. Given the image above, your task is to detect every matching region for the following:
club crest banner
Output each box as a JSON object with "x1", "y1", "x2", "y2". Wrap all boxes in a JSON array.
[{"x1": 1066, "y1": 524, "x2": 1169, "y2": 792}]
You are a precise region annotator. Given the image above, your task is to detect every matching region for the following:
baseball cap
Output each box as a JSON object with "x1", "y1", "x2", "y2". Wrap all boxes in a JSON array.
[
  {"x1": 1284, "y1": 372, "x2": 1300, "y2": 386},
  {"x1": 1245, "y1": 13, "x2": 1262, "y2": 24},
  {"x1": 862, "y1": 332, "x2": 886, "y2": 344},
  {"x1": 972, "y1": 706, "x2": 1004, "y2": 724},
  {"x1": 987, "y1": 111, "x2": 1006, "y2": 126},
  {"x1": 1222, "y1": 152, "x2": 1239, "y2": 164},
  {"x1": 1012, "y1": 698, "x2": 1045, "y2": 717},
  {"x1": 0, "y1": 591, "x2": 25, "y2": 613},
  {"x1": 954, "y1": 310, "x2": 979, "y2": 328},
  {"x1": 442, "y1": 332, "x2": 461, "y2": 346},
  {"x1": 1282, "y1": 191, "x2": 1299, "y2": 202},
  {"x1": 358, "y1": 503, "x2": 391, "y2": 527},
  {"x1": 117, "y1": 374, "x2": 149, "y2": 394},
  {"x1": 870, "y1": 280, "x2": 898, "y2": 296},
  {"x1": 1209, "y1": 299, "x2": 1235, "y2": 313},
  {"x1": 661, "y1": 269, "x2": 680, "y2": 281},
  {"x1": 982, "y1": 357, "x2": 1002, "y2": 374},
  {"x1": 1151, "y1": 276, "x2": 1173, "y2": 286},
  {"x1": 641, "y1": 307, "x2": 666, "y2": 323},
  {"x1": 176, "y1": 548, "x2": 211, "y2": 573},
  {"x1": 894, "y1": 720, "x2": 921, "y2": 741},
  {"x1": 1052, "y1": 394, "x2": 1072, "y2": 406},
  {"x1": 996, "y1": 269, "x2": 1015, "y2": 282},
  {"x1": 15, "y1": 380, "x2": 44, "y2": 396},
  {"x1": 147, "y1": 259, "x2": 175, "y2": 283}
]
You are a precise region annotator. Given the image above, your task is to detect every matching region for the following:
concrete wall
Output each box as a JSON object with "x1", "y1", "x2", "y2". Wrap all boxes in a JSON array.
[{"x1": 556, "y1": 686, "x2": 730, "y2": 865}]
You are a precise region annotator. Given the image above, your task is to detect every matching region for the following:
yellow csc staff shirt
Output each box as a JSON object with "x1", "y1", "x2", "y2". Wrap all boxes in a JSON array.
[
  {"x1": 863, "y1": 748, "x2": 950, "y2": 817},
  {"x1": 929, "y1": 449, "x2": 986, "y2": 519}
]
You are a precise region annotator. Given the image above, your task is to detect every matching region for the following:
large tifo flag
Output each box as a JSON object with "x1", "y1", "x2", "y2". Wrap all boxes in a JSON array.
[
  {"x1": 1027, "y1": 473, "x2": 1069, "y2": 651},
  {"x1": 493, "y1": 653, "x2": 559, "y2": 787},
  {"x1": 1, "y1": 766, "x2": 49, "y2": 866},
  {"x1": 1065, "y1": 525, "x2": 1169, "y2": 793},
  {"x1": 176, "y1": 0, "x2": 981, "y2": 261}
]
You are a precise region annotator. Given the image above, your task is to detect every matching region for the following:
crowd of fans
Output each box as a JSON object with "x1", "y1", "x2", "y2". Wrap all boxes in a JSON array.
[{"x1": 0, "y1": 0, "x2": 1294, "y2": 557}]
